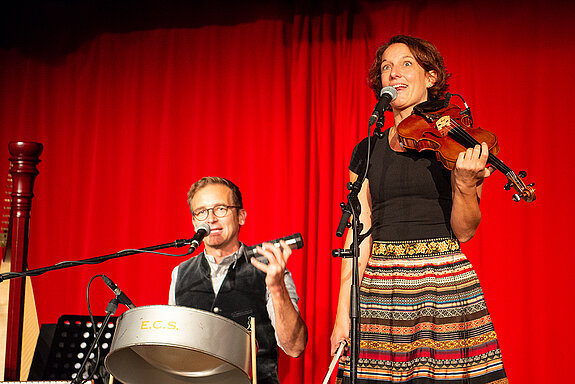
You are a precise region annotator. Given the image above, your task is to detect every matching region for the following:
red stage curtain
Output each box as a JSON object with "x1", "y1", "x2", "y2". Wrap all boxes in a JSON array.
[{"x1": 1, "y1": 1, "x2": 573, "y2": 383}]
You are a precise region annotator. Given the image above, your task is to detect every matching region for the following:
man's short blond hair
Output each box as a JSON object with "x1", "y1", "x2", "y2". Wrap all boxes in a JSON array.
[{"x1": 187, "y1": 176, "x2": 243, "y2": 209}]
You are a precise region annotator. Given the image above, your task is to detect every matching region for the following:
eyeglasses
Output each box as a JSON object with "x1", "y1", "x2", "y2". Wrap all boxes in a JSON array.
[{"x1": 192, "y1": 205, "x2": 241, "y2": 221}]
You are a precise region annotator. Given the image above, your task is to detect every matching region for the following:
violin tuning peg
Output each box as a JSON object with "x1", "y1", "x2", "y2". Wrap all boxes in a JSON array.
[
  {"x1": 347, "y1": 182, "x2": 353, "y2": 190},
  {"x1": 504, "y1": 183, "x2": 512, "y2": 191},
  {"x1": 518, "y1": 171, "x2": 527, "y2": 178},
  {"x1": 512, "y1": 194, "x2": 521, "y2": 202},
  {"x1": 528, "y1": 183, "x2": 535, "y2": 187},
  {"x1": 340, "y1": 202, "x2": 346, "y2": 209}
]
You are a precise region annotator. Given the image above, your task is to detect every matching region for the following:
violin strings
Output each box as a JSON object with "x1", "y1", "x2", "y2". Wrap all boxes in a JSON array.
[
  {"x1": 441, "y1": 113, "x2": 534, "y2": 202},
  {"x1": 447, "y1": 119, "x2": 512, "y2": 174}
]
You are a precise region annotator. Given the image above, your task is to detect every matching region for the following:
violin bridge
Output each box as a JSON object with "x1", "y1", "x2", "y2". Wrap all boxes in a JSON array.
[{"x1": 435, "y1": 115, "x2": 451, "y2": 136}]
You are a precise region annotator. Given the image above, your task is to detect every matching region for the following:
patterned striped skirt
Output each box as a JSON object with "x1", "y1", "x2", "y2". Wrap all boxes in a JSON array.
[{"x1": 336, "y1": 238, "x2": 507, "y2": 383}]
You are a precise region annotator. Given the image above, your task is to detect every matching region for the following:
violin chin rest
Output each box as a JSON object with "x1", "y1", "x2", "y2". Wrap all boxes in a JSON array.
[{"x1": 414, "y1": 98, "x2": 450, "y2": 115}]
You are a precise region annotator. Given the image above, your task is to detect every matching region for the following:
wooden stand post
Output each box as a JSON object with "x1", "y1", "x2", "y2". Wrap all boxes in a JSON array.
[{"x1": 3, "y1": 141, "x2": 42, "y2": 381}]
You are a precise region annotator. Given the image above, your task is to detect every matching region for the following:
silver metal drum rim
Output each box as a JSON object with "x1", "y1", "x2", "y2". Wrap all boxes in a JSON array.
[{"x1": 125, "y1": 342, "x2": 243, "y2": 377}]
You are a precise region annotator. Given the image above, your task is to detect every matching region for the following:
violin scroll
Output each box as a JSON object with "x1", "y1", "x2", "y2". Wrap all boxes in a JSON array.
[{"x1": 504, "y1": 170, "x2": 536, "y2": 203}]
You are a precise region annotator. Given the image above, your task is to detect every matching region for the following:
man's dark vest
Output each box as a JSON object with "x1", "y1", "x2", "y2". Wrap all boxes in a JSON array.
[{"x1": 175, "y1": 250, "x2": 279, "y2": 384}]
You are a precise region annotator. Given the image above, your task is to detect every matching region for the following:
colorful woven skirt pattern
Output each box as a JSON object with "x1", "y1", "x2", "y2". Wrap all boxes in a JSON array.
[{"x1": 336, "y1": 238, "x2": 507, "y2": 383}]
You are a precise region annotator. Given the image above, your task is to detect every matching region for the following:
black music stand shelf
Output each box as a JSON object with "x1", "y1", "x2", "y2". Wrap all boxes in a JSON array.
[{"x1": 29, "y1": 314, "x2": 120, "y2": 384}]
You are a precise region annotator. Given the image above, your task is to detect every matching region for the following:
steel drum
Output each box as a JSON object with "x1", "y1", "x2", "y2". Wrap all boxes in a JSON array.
[{"x1": 104, "y1": 305, "x2": 252, "y2": 384}]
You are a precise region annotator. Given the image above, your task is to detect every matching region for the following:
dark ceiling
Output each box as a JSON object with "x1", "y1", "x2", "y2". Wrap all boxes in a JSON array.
[{"x1": 0, "y1": 0, "x2": 359, "y2": 59}]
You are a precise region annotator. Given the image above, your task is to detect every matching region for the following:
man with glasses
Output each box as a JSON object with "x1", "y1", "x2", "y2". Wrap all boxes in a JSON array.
[{"x1": 168, "y1": 176, "x2": 307, "y2": 384}]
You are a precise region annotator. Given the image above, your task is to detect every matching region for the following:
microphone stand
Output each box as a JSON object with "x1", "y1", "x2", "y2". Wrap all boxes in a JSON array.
[
  {"x1": 71, "y1": 298, "x2": 118, "y2": 384},
  {"x1": 0, "y1": 236, "x2": 203, "y2": 382},
  {"x1": 0, "y1": 236, "x2": 199, "y2": 282},
  {"x1": 333, "y1": 186, "x2": 362, "y2": 384},
  {"x1": 333, "y1": 118, "x2": 383, "y2": 384}
]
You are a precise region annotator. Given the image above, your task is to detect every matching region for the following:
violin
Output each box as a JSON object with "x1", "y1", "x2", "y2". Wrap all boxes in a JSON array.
[{"x1": 397, "y1": 97, "x2": 536, "y2": 203}]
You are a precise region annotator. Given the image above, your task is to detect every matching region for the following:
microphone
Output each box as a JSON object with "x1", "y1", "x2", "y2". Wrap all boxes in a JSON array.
[
  {"x1": 244, "y1": 233, "x2": 304, "y2": 258},
  {"x1": 187, "y1": 222, "x2": 211, "y2": 253},
  {"x1": 101, "y1": 275, "x2": 136, "y2": 309},
  {"x1": 368, "y1": 86, "x2": 398, "y2": 126}
]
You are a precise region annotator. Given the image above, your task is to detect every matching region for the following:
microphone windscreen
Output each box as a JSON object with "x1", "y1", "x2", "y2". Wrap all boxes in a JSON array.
[
  {"x1": 196, "y1": 222, "x2": 211, "y2": 235},
  {"x1": 381, "y1": 85, "x2": 397, "y2": 101}
]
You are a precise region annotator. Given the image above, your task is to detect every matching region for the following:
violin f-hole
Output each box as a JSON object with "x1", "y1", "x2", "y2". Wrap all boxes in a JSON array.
[{"x1": 423, "y1": 131, "x2": 443, "y2": 139}]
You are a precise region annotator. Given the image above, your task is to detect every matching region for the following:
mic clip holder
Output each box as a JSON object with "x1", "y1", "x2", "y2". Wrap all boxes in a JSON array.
[
  {"x1": 373, "y1": 114, "x2": 386, "y2": 138},
  {"x1": 174, "y1": 237, "x2": 197, "y2": 247},
  {"x1": 332, "y1": 248, "x2": 353, "y2": 258},
  {"x1": 174, "y1": 237, "x2": 202, "y2": 255},
  {"x1": 332, "y1": 226, "x2": 372, "y2": 259},
  {"x1": 335, "y1": 181, "x2": 363, "y2": 238}
]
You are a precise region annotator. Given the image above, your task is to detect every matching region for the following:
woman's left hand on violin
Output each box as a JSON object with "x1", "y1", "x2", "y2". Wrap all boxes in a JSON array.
[{"x1": 453, "y1": 142, "x2": 495, "y2": 189}]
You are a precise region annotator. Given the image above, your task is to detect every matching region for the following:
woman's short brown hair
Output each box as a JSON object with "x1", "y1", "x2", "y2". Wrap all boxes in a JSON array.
[{"x1": 367, "y1": 35, "x2": 450, "y2": 100}]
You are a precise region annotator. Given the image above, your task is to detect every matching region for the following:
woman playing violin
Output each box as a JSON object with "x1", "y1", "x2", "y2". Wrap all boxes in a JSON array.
[{"x1": 330, "y1": 35, "x2": 508, "y2": 383}]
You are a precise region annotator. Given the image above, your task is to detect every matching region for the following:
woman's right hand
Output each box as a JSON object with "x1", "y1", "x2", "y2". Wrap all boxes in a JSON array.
[{"x1": 330, "y1": 317, "x2": 351, "y2": 355}]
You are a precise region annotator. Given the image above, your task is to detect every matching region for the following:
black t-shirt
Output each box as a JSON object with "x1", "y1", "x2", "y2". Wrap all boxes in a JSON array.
[{"x1": 349, "y1": 129, "x2": 453, "y2": 241}]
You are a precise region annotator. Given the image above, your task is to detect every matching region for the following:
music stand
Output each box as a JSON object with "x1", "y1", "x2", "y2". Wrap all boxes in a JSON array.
[{"x1": 32, "y1": 314, "x2": 118, "y2": 384}]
